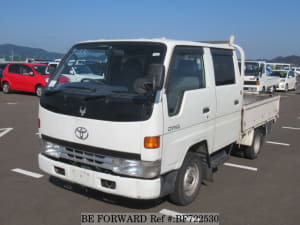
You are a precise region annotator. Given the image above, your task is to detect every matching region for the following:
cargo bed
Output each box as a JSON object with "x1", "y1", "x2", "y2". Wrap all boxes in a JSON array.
[{"x1": 242, "y1": 94, "x2": 280, "y2": 133}]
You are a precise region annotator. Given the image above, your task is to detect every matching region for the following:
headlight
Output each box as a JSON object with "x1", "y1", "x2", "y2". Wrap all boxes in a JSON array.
[
  {"x1": 112, "y1": 159, "x2": 161, "y2": 178},
  {"x1": 41, "y1": 140, "x2": 63, "y2": 158}
]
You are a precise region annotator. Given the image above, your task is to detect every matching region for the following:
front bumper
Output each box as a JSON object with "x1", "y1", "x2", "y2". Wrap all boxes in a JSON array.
[
  {"x1": 276, "y1": 83, "x2": 286, "y2": 91},
  {"x1": 243, "y1": 85, "x2": 259, "y2": 93},
  {"x1": 39, "y1": 153, "x2": 161, "y2": 199}
]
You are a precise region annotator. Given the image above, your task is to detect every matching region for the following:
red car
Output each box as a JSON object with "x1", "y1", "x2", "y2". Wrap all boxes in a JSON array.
[{"x1": 1, "y1": 63, "x2": 50, "y2": 96}]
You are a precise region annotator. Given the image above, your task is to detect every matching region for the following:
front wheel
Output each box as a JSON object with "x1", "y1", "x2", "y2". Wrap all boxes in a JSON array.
[
  {"x1": 269, "y1": 86, "x2": 275, "y2": 94},
  {"x1": 2, "y1": 82, "x2": 11, "y2": 94},
  {"x1": 35, "y1": 85, "x2": 43, "y2": 97},
  {"x1": 169, "y1": 152, "x2": 202, "y2": 205},
  {"x1": 244, "y1": 130, "x2": 264, "y2": 159}
]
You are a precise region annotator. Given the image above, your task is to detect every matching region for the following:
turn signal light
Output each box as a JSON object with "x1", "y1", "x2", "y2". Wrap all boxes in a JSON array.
[
  {"x1": 144, "y1": 136, "x2": 160, "y2": 149},
  {"x1": 256, "y1": 81, "x2": 260, "y2": 85}
]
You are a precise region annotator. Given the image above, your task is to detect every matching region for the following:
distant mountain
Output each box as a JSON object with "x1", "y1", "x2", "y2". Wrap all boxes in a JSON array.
[
  {"x1": 254, "y1": 55, "x2": 300, "y2": 66},
  {"x1": 269, "y1": 55, "x2": 300, "y2": 66},
  {"x1": 0, "y1": 44, "x2": 64, "y2": 60}
]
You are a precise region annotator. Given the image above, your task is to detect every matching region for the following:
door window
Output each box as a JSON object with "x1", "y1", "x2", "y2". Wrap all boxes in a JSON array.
[
  {"x1": 8, "y1": 64, "x2": 21, "y2": 73},
  {"x1": 166, "y1": 47, "x2": 205, "y2": 116},
  {"x1": 20, "y1": 65, "x2": 34, "y2": 76},
  {"x1": 211, "y1": 49, "x2": 235, "y2": 85}
]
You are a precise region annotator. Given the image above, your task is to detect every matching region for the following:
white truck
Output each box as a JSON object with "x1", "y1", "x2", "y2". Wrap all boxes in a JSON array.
[
  {"x1": 242, "y1": 61, "x2": 280, "y2": 93},
  {"x1": 38, "y1": 37, "x2": 280, "y2": 205}
]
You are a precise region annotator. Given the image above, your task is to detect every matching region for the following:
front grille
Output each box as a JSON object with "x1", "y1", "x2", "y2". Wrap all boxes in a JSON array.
[
  {"x1": 60, "y1": 146, "x2": 114, "y2": 171},
  {"x1": 244, "y1": 81, "x2": 257, "y2": 85}
]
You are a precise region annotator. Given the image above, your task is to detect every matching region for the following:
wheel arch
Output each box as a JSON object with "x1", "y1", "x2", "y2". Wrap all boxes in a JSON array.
[{"x1": 176, "y1": 140, "x2": 212, "y2": 177}]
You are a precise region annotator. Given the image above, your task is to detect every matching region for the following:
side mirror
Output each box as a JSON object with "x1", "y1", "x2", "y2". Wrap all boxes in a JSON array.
[
  {"x1": 29, "y1": 71, "x2": 34, "y2": 76},
  {"x1": 149, "y1": 64, "x2": 165, "y2": 91}
]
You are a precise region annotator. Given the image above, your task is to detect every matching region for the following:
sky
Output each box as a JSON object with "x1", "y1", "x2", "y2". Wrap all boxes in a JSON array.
[{"x1": 0, "y1": 0, "x2": 299, "y2": 59}]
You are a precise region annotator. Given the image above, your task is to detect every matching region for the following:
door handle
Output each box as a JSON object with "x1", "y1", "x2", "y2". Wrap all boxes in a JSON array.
[
  {"x1": 234, "y1": 100, "x2": 239, "y2": 105},
  {"x1": 203, "y1": 107, "x2": 210, "y2": 114}
]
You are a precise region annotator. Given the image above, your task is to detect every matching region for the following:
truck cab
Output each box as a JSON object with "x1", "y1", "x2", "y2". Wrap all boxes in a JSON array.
[
  {"x1": 38, "y1": 38, "x2": 279, "y2": 205},
  {"x1": 242, "y1": 61, "x2": 280, "y2": 93}
]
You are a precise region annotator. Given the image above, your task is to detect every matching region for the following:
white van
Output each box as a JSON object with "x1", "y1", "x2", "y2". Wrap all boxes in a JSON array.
[{"x1": 38, "y1": 37, "x2": 280, "y2": 205}]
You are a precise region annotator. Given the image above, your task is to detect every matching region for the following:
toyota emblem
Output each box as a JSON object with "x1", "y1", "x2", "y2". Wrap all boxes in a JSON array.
[{"x1": 75, "y1": 127, "x2": 89, "y2": 140}]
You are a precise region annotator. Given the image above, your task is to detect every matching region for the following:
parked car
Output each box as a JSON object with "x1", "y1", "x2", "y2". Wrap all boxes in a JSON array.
[
  {"x1": 45, "y1": 62, "x2": 60, "y2": 76},
  {"x1": 1, "y1": 63, "x2": 50, "y2": 96},
  {"x1": 292, "y1": 67, "x2": 300, "y2": 76},
  {"x1": 271, "y1": 70, "x2": 297, "y2": 91},
  {"x1": 0, "y1": 62, "x2": 9, "y2": 82}
]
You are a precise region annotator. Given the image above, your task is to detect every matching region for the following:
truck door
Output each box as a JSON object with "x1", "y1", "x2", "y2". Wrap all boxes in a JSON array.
[
  {"x1": 161, "y1": 46, "x2": 216, "y2": 173},
  {"x1": 210, "y1": 48, "x2": 242, "y2": 151}
]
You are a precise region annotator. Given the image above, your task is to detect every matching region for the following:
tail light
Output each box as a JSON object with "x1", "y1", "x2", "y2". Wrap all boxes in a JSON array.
[{"x1": 58, "y1": 75, "x2": 70, "y2": 84}]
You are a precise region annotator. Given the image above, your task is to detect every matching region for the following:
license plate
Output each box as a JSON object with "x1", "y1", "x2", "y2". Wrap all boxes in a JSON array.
[{"x1": 70, "y1": 167, "x2": 92, "y2": 185}]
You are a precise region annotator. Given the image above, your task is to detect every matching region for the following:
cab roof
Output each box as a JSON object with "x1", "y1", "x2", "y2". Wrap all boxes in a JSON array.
[{"x1": 79, "y1": 38, "x2": 235, "y2": 50}]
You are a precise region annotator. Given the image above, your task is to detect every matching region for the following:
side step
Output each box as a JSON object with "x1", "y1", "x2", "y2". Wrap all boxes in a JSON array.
[{"x1": 210, "y1": 150, "x2": 230, "y2": 168}]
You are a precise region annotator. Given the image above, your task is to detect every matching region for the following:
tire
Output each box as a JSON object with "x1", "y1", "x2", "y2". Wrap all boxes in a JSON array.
[
  {"x1": 169, "y1": 152, "x2": 202, "y2": 205},
  {"x1": 244, "y1": 129, "x2": 264, "y2": 159},
  {"x1": 2, "y1": 82, "x2": 10, "y2": 94},
  {"x1": 35, "y1": 85, "x2": 43, "y2": 97},
  {"x1": 269, "y1": 86, "x2": 275, "y2": 94}
]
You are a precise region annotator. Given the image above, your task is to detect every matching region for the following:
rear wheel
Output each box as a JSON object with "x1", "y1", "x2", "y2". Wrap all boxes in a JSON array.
[
  {"x1": 35, "y1": 85, "x2": 43, "y2": 97},
  {"x1": 2, "y1": 82, "x2": 10, "y2": 94},
  {"x1": 244, "y1": 129, "x2": 264, "y2": 159},
  {"x1": 169, "y1": 152, "x2": 202, "y2": 205},
  {"x1": 285, "y1": 84, "x2": 288, "y2": 92}
]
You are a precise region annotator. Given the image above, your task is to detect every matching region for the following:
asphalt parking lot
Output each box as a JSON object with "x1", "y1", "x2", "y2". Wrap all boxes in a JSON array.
[{"x1": 0, "y1": 85, "x2": 300, "y2": 225}]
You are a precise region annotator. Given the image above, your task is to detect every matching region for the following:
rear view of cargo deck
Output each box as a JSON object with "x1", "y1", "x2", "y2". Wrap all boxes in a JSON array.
[{"x1": 236, "y1": 94, "x2": 280, "y2": 159}]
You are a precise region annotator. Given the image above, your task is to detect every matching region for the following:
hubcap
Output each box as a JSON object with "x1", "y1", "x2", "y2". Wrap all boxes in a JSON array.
[
  {"x1": 253, "y1": 134, "x2": 261, "y2": 154},
  {"x1": 36, "y1": 87, "x2": 42, "y2": 96},
  {"x1": 183, "y1": 163, "x2": 200, "y2": 197},
  {"x1": 3, "y1": 84, "x2": 8, "y2": 93}
]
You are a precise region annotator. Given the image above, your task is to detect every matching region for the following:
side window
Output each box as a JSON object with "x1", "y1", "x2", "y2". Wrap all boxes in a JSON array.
[
  {"x1": 20, "y1": 65, "x2": 34, "y2": 76},
  {"x1": 8, "y1": 64, "x2": 20, "y2": 73},
  {"x1": 166, "y1": 47, "x2": 205, "y2": 116},
  {"x1": 211, "y1": 48, "x2": 235, "y2": 85}
]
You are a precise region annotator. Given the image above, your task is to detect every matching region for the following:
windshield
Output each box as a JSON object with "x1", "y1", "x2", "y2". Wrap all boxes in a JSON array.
[
  {"x1": 275, "y1": 65, "x2": 290, "y2": 70},
  {"x1": 244, "y1": 62, "x2": 260, "y2": 76},
  {"x1": 271, "y1": 71, "x2": 287, "y2": 78},
  {"x1": 51, "y1": 42, "x2": 165, "y2": 91},
  {"x1": 33, "y1": 66, "x2": 48, "y2": 75},
  {"x1": 41, "y1": 42, "x2": 166, "y2": 122}
]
